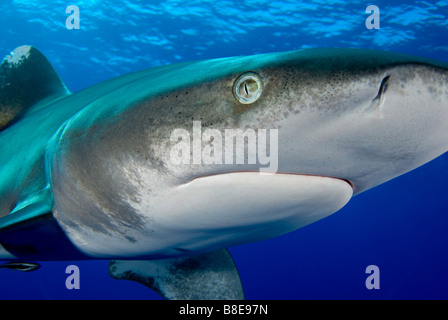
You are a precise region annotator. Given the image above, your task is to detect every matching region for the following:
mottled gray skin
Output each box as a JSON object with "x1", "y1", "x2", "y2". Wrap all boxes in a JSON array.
[
  {"x1": 1, "y1": 47, "x2": 448, "y2": 260},
  {"x1": 46, "y1": 48, "x2": 448, "y2": 258}
]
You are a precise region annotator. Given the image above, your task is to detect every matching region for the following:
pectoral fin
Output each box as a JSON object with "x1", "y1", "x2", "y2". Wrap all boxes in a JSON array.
[{"x1": 108, "y1": 249, "x2": 244, "y2": 300}]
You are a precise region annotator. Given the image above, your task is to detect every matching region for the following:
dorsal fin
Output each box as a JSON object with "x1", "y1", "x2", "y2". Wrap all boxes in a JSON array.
[{"x1": 0, "y1": 45, "x2": 70, "y2": 131}]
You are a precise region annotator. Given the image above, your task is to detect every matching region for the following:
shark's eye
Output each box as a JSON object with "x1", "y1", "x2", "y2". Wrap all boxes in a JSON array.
[{"x1": 233, "y1": 72, "x2": 263, "y2": 104}]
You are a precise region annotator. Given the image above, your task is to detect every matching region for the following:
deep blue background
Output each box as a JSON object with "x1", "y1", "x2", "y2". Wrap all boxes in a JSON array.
[{"x1": 0, "y1": 0, "x2": 448, "y2": 299}]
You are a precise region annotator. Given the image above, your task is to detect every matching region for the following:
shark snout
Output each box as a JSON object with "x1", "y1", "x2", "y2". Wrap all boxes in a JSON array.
[{"x1": 344, "y1": 64, "x2": 448, "y2": 194}]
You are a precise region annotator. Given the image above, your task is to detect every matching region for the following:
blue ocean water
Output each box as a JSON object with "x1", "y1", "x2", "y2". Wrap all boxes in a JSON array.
[{"x1": 0, "y1": 0, "x2": 448, "y2": 299}]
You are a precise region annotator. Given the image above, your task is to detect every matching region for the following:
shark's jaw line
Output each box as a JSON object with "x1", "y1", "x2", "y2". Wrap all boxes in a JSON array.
[
  {"x1": 53, "y1": 171, "x2": 353, "y2": 259},
  {"x1": 184, "y1": 171, "x2": 355, "y2": 192}
]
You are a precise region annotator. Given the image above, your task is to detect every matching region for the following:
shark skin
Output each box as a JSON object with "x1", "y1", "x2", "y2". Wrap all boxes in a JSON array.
[{"x1": 0, "y1": 45, "x2": 448, "y2": 299}]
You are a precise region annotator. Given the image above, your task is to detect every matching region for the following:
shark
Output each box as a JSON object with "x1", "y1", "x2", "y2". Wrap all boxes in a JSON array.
[{"x1": 0, "y1": 45, "x2": 448, "y2": 299}]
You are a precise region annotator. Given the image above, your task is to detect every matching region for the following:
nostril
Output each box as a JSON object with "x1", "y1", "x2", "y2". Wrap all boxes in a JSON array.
[
  {"x1": 370, "y1": 75, "x2": 391, "y2": 114},
  {"x1": 374, "y1": 75, "x2": 390, "y2": 104},
  {"x1": 367, "y1": 75, "x2": 391, "y2": 117}
]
